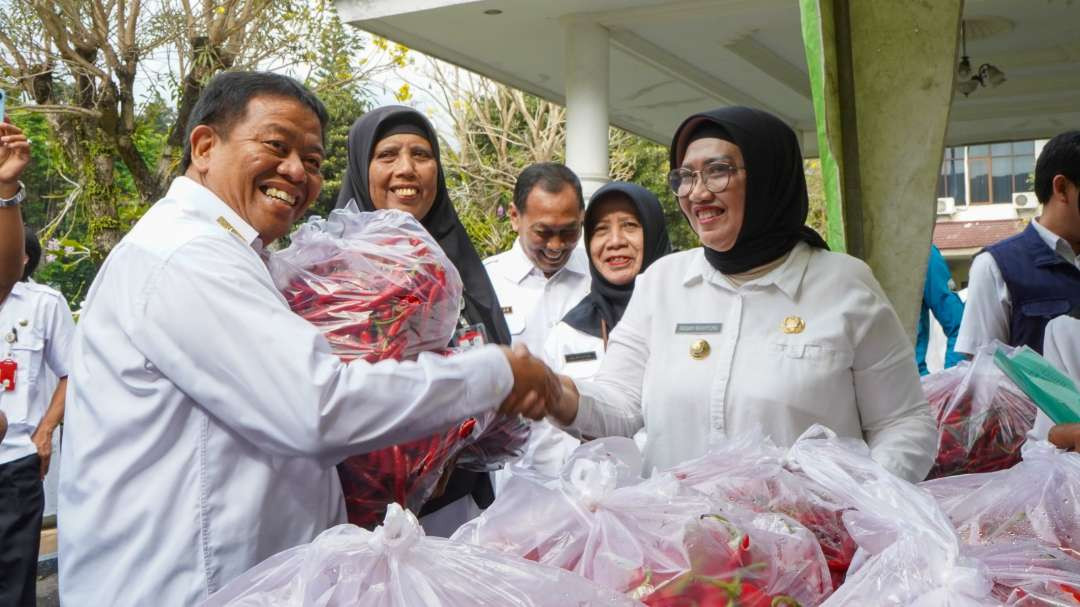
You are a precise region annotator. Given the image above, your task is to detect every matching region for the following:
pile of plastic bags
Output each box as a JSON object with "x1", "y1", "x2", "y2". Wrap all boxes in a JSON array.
[
  {"x1": 202, "y1": 504, "x2": 640, "y2": 606},
  {"x1": 452, "y1": 438, "x2": 832, "y2": 606}
]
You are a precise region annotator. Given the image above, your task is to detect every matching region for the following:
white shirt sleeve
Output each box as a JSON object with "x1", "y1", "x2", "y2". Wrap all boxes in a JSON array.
[
  {"x1": 848, "y1": 266, "x2": 938, "y2": 482},
  {"x1": 43, "y1": 292, "x2": 76, "y2": 379},
  {"x1": 128, "y1": 236, "x2": 513, "y2": 468},
  {"x1": 566, "y1": 290, "x2": 648, "y2": 439},
  {"x1": 1032, "y1": 317, "x2": 1080, "y2": 441},
  {"x1": 955, "y1": 253, "x2": 1010, "y2": 355}
]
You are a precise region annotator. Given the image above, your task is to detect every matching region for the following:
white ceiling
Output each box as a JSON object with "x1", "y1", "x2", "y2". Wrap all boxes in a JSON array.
[{"x1": 337, "y1": 0, "x2": 1080, "y2": 154}]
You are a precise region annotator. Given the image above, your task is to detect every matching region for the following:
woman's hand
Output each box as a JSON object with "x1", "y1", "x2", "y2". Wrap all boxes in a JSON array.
[{"x1": 548, "y1": 374, "x2": 580, "y2": 426}]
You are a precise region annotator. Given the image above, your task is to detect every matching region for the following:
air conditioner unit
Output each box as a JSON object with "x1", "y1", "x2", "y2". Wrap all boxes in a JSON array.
[
  {"x1": 936, "y1": 197, "x2": 956, "y2": 216},
  {"x1": 1012, "y1": 191, "x2": 1038, "y2": 209}
]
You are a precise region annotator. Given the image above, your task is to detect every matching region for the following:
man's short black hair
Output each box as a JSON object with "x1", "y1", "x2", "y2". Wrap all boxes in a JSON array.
[
  {"x1": 1034, "y1": 130, "x2": 1080, "y2": 204},
  {"x1": 512, "y1": 162, "x2": 584, "y2": 213},
  {"x1": 21, "y1": 228, "x2": 40, "y2": 282},
  {"x1": 180, "y1": 71, "x2": 329, "y2": 172}
]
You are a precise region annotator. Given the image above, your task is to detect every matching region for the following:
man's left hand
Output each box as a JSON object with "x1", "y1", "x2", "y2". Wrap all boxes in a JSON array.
[{"x1": 31, "y1": 424, "x2": 53, "y2": 478}]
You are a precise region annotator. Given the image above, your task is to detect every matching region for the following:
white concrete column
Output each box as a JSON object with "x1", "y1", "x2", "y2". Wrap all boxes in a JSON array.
[{"x1": 563, "y1": 20, "x2": 610, "y2": 203}]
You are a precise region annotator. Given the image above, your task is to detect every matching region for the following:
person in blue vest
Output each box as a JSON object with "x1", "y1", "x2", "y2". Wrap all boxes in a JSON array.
[
  {"x1": 915, "y1": 244, "x2": 965, "y2": 374},
  {"x1": 956, "y1": 130, "x2": 1080, "y2": 356}
]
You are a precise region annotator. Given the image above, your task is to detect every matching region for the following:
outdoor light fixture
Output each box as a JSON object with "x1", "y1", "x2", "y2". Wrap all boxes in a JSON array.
[{"x1": 956, "y1": 21, "x2": 1006, "y2": 96}]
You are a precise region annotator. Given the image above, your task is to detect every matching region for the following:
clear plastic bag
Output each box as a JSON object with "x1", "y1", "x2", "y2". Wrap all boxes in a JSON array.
[
  {"x1": 271, "y1": 204, "x2": 463, "y2": 363},
  {"x1": 202, "y1": 504, "x2": 642, "y2": 607},
  {"x1": 666, "y1": 430, "x2": 857, "y2": 590},
  {"x1": 787, "y1": 425, "x2": 1080, "y2": 606},
  {"x1": 271, "y1": 206, "x2": 477, "y2": 528},
  {"x1": 455, "y1": 413, "x2": 532, "y2": 472},
  {"x1": 453, "y1": 438, "x2": 832, "y2": 606},
  {"x1": 924, "y1": 343, "x2": 1037, "y2": 479},
  {"x1": 923, "y1": 439, "x2": 1080, "y2": 557}
]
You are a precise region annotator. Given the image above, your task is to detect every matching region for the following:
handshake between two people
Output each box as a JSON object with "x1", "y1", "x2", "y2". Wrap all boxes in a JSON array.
[{"x1": 495, "y1": 344, "x2": 578, "y2": 425}]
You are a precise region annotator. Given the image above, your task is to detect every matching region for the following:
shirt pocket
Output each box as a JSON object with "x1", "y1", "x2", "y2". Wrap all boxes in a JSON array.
[
  {"x1": 770, "y1": 340, "x2": 854, "y2": 367},
  {"x1": 3, "y1": 331, "x2": 44, "y2": 424},
  {"x1": 1019, "y1": 298, "x2": 1070, "y2": 320}
]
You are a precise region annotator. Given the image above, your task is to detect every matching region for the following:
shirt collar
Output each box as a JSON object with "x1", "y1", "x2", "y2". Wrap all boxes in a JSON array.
[
  {"x1": 168, "y1": 176, "x2": 265, "y2": 251},
  {"x1": 1031, "y1": 217, "x2": 1078, "y2": 265},
  {"x1": 684, "y1": 242, "x2": 811, "y2": 300},
  {"x1": 505, "y1": 237, "x2": 588, "y2": 284}
]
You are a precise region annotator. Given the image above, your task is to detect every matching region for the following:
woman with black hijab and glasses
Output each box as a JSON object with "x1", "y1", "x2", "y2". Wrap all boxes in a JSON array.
[
  {"x1": 547, "y1": 106, "x2": 936, "y2": 483},
  {"x1": 336, "y1": 105, "x2": 511, "y2": 535}
]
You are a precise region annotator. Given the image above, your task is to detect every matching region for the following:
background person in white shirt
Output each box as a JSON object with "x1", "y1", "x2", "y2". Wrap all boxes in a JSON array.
[
  {"x1": 956, "y1": 130, "x2": 1080, "y2": 356},
  {"x1": 484, "y1": 162, "x2": 590, "y2": 355},
  {"x1": 1, "y1": 233, "x2": 74, "y2": 607},
  {"x1": 1030, "y1": 315, "x2": 1080, "y2": 445},
  {"x1": 0, "y1": 122, "x2": 30, "y2": 451},
  {"x1": 548, "y1": 107, "x2": 936, "y2": 483},
  {"x1": 543, "y1": 181, "x2": 671, "y2": 457},
  {"x1": 58, "y1": 72, "x2": 559, "y2": 607},
  {"x1": 484, "y1": 163, "x2": 589, "y2": 487}
]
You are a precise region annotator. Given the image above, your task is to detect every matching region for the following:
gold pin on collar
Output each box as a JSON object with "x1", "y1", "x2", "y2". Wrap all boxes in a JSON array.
[
  {"x1": 782, "y1": 316, "x2": 806, "y2": 334},
  {"x1": 690, "y1": 339, "x2": 711, "y2": 360}
]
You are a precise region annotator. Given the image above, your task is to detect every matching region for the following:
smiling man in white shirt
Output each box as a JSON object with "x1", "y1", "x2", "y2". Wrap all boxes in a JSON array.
[
  {"x1": 58, "y1": 72, "x2": 559, "y2": 607},
  {"x1": 484, "y1": 163, "x2": 589, "y2": 484},
  {"x1": 956, "y1": 131, "x2": 1080, "y2": 356}
]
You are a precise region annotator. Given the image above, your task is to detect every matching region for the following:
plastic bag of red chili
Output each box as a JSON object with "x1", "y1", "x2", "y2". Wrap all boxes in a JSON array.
[
  {"x1": 453, "y1": 438, "x2": 831, "y2": 606},
  {"x1": 271, "y1": 206, "x2": 464, "y2": 363},
  {"x1": 788, "y1": 425, "x2": 1080, "y2": 606},
  {"x1": 923, "y1": 344, "x2": 1037, "y2": 480},
  {"x1": 666, "y1": 431, "x2": 857, "y2": 591},
  {"x1": 922, "y1": 439, "x2": 1080, "y2": 558},
  {"x1": 203, "y1": 504, "x2": 643, "y2": 607},
  {"x1": 271, "y1": 207, "x2": 482, "y2": 528}
]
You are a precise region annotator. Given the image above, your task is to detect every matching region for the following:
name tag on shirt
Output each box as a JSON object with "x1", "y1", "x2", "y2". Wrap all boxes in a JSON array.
[
  {"x1": 564, "y1": 351, "x2": 598, "y2": 363},
  {"x1": 675, "y1": 323, "x2": 723, "y2": 334},
  {"x1": 501, "y1": 306, "x2": 513, "y2": 314}
]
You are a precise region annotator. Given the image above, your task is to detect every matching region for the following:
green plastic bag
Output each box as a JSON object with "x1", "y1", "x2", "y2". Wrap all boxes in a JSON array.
[{"x1": 993, "y1": 346, "x2": 1080, "y2": 425}]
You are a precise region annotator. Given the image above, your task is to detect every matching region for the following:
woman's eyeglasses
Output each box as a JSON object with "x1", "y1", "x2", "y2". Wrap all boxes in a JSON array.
[{"x1": 668, "y1": 162, "x2": 744, "y2": 197}]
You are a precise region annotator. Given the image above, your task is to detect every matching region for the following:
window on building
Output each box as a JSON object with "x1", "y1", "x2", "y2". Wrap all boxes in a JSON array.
[
  {"x1": 972, "y1": 141, "x2": 1035, "y2": 204},
  {"x1": 937, "y1": 147, "x2": 965, "y2": 199}
]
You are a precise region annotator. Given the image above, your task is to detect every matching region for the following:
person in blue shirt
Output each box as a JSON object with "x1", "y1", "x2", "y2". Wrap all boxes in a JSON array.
[{"x1": 916, "y1": 244, "x2": 965, "y2": 375}]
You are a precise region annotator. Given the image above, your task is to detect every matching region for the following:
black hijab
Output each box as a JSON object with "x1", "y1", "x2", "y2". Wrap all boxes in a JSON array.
[
  {"x1": 563, "y1": 182, "x2": 671, "y2": 338},
  {"x1": 337, "y1": 106, "x2": 508, "y2": 515},
  {"x1": 669, "y1": 107, "x2": 828, "y2": 274},
  {"x1": 336, "y1": 105, "x2": 512, "y2": 347}
]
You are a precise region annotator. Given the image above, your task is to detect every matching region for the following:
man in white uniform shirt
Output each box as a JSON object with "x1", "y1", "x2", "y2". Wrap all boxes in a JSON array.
[
  {"x1": 0, "y1": 125, "x2": 68, "y2": 607},
  {"x1": 485, "y1": 163, "x2": 589, "y2": 484},
  {"x1": 58, "y1": 72, "x2": 559, "y2": 607},
  {"x1": 956, "y1": 131, "x2": 1080, "y2": 356},
  {"x1": 0, "y1": 122, "x2": 31, "y2": 453}
]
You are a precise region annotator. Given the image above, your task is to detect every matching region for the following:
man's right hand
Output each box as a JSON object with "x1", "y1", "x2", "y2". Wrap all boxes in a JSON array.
[
  {"x1": 497, "y1": 344, "x2": 561, "y2": 420},
  {"x1": 1048, "y1": 423, "x2": 1080, "y2": 452},
  {"x1": 0, "y1": 122, "x2": 31, "y2": 197}
]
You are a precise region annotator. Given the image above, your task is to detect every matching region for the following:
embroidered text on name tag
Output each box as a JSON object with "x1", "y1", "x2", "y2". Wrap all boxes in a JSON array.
[
  {"x1": 501, "y1": 306, "x2": 513, "y2": 314},
  {"x1": 564, "y1": 351, "x2": 598, "y2": 363},
  {"x1": 674, "y1": 323, "x2": 723, "y2": 334}
]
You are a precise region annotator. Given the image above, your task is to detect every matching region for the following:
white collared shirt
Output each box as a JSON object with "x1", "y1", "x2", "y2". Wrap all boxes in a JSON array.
[
  {"x1": 565, "y1": 242, "x2": 937, "y2": 482},
  {"x1": 58, "y1": 177, "x2": 513, "y2": 607},
  {"x1": 0, "y1": 281, "x2": 74, "y2": 465},
  {"x1": 483, "y1": 238, "x2": 590, "y2": 356},
  {"x1": 1031, "y1": 315, "x2": 1080, "y2": 440},
  {"x1": 956, "y1": 219, "x2": 1080, "y2": 355}
]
